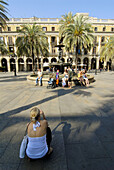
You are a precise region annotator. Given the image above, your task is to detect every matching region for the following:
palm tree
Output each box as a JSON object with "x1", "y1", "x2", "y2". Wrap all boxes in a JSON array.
[
  {"x1": 61, "y1": 15, "x2": 94, "y2": 72},
  {"x1": 16, "y1": 24, "x2": 49, "y2": 72},
  {"x1": 0, "y1": 39, "x2": 8, "y2": 54},
  {"x1": 59, "y1": 12, "x2": 74, "y2": 39},
  {"x1": 100, "y1": 36, "x2": 114, "y2": 70},
  {"x1": 0, "y1": 0, "x2": 9, "y2": 28}
]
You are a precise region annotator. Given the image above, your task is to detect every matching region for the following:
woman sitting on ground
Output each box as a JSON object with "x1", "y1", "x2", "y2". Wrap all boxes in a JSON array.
[{"x1": 26, "y1": 107, "x2": 53, "y2": 159}]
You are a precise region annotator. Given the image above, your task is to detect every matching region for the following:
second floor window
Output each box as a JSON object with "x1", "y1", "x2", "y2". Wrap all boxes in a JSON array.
[
  {"x1": 42, "y1": 27, "x2": 47, "y2": 31},
  {"x1": 52, "y1": 27, "x2": 55, "y2": 31},
  {"x1": 94, "y1": 27, "x2": 97, "y2": 31},
  {"x1": 103, "y1": 27, "x2": 106, "y2": 31},
  {"x1": 51, "y1": 36, "x2": 55, "y2": 43},
  {"x1": 111, "y1": 27, "x2": 114, "y2": 32},
  {"x1": 8, "y1": 27, "x2": 11, "y2": 31},
  {"x1": 16, "y1": 27, "x2": 20, "y2": 31}
]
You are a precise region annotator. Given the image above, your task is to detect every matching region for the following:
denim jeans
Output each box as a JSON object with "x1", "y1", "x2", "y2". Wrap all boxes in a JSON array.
[{"x1": 36, "y1": 77, "x2": 42, "y2": 85}]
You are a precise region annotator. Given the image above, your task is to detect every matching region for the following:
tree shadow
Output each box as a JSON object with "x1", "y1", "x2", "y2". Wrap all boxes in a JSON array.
[
  {"x1": 0, "y1": 74, "x2": 29, "y2": 79},
  {"x1": 0, "y1": 86, "x2": 93, "y2": 121},
  {"x1": 0, "y1": 77, "x2": 27, "y2": 82}
]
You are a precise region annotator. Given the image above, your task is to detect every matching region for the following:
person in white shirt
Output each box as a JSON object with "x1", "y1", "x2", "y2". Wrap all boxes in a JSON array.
[{"x1": 36, "y1": 69, "x2": 42, "y2": 86}]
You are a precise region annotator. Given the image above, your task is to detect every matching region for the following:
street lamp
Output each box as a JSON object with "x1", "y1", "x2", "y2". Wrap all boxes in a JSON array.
[{"x1": 14, "y1": 54, "x2": 17, "y2": 76}]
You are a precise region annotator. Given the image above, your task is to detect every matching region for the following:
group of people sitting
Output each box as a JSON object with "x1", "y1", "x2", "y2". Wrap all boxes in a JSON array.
[
  {"x1": 35, "y1": 67, "x2": 89, "y2": 88},
  {"x1": 78, "y1": 70, "x2": 89, "y2": 87},
  {"x1": 62, "y1": 67, "x2": 72, "y2": 88}
]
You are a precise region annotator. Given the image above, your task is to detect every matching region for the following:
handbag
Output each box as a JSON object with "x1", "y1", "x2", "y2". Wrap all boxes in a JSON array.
[{"x1": 19, "y1": 123, "x2": 30, "y2": 158}]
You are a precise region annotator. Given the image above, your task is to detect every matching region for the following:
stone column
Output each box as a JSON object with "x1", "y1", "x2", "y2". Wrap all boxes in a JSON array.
[
  {"x1": 88, "y1": 57, "x2": 91, "y2": 70},
  {"x1": 16, "y1": 59, "x2": 18, "y2": 72},
  {"x1": 24, "y1": 57, "x2": 27, "y2": 71},
  {"x1": 104, "y1": 59, "x2": 107, "y2": 69},
  {"x1": 7, "y1": 58, "x2": 10, "y2": 72},
  {"x1": 90, "y1": 47, "x2": 93, "y2": 55},
  {"x1": 81, "y1": 58, "x2": 83, "y2": 65},
  {"x1": 65, "y1": 57, "x2": 67, "y2": 63},
  {"x1": 48, "y1": 57, "x2": 51, "y2": 64},
  {"x1": 96, "y1": 57, "x2": 100, "y2": 69},
  {"x1": 41, "y1": 56, "x2": 43, "y2": 72}
]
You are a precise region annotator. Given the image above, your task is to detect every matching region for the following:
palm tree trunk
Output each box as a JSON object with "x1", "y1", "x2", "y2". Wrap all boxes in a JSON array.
[
  {"x1": 41, "y1": 56, "x2": 43, "y2": 72},
  {"x1": 75, "y1": 52, "x2": 78, "y2": 73},
  {"x1": 37, "y1": 56, "x2": 39, "y2": 70},
  {"x1": 32, "y1": 45, "x2": 35, "y2": 74},
  {"x1": 75, "y1": 42, "x2": 78, "y2": 73}
]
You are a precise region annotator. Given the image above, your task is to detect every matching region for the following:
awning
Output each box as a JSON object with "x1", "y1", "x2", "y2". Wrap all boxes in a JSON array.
[{"x1": 77, "y1": 64, "x2": 87, "y2": 66}]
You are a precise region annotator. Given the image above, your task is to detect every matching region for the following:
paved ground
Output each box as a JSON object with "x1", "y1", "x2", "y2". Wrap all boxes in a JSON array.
[{"x1": 0, "y1": 71, "x2": 114, "y2": 170}]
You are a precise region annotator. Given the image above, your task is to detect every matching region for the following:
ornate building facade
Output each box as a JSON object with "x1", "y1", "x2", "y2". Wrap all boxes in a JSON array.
[{"x1": 0, "y1": 13, "x2": 114, "y2": 72}]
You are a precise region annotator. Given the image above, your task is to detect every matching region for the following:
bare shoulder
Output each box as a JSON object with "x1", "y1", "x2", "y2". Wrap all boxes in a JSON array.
[{"x1": 40, "y1": 120, "x2": 48, "y2": 126}]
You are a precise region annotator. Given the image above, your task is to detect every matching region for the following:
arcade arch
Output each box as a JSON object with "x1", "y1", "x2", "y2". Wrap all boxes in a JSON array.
[
  {"x1": 91, "y1": 58, "x2": 96, "y2": 69},
  {"x1": 18, "y1": 58, "x2": 24, "y2": 71},
  {"x1": 51, "y1": 58, "x2": 57, "y2": 63},
  {"x1": 83, "y1": 57, "x2": 89, "y2": 70},
  {"x1": 10, "y1": 58, "x2": 15, "y2": 71},
  {"x1": 26, "y1": 58, "x2": 32, "y2": 71},
  {"x1": 1, "y1": 58, "x2": 8, "y2": 72}
]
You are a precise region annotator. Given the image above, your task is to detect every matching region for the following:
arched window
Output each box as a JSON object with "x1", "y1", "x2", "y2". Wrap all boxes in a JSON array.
[
  {"x1": 83, "y1": 57, "x2": 89, "y2": 70},
  {"x1": 61, "y1": 58, "x2": 65, "y2": 63},
  {"x1": 1, "y1": 58, "x2": 8, "y2": 72},
  {"x1": 43, "y1": 58, "x2": 49, "y2": 63},
  {"x1": 91, "y1": 58, "x2": 96, "y2": 69},
  {"x1": 51, "y1": 58, "x2": 57, "y2": 63}
]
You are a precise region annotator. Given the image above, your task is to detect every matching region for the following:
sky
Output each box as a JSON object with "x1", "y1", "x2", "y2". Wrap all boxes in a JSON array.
[{"x1": 7, "y1": 0, "x2": 114, "y2": 19}]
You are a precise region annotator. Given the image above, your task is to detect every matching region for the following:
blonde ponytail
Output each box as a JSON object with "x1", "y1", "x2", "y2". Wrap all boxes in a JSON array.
[{"x1": 30, "y1": 107, "x2": 40, "y2": 123}]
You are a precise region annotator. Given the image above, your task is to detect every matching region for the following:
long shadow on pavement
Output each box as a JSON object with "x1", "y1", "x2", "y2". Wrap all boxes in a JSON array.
[{"x1": 0, "y1": 98, "x2": 114, "y2": 170}]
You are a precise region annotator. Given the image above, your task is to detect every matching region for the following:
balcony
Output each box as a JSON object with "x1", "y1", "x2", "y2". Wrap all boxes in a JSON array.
[
  {"x1": 51, "y1": 41, "x2": 57, "y2": 47},
  {"x1": 8, "y1": 42, "x2": 14, "y2": 46}
]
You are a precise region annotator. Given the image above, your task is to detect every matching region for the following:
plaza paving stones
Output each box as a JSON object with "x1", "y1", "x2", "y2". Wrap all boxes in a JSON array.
[{"x1": 0, "y1": 71, "x2": 114, "y2": 170}]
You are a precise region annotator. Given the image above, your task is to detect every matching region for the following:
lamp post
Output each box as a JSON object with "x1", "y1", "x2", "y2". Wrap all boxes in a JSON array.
[
  {"x1": 14, "y1": 54, "x2": 17, "y2": 76},
  {"x1": 55, "y1": 44, "x2": 64, "y2": 73}
]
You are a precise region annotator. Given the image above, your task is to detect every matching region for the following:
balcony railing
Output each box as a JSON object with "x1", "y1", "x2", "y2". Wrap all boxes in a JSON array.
[
  {"x1": 8, "y1": 42, "x2": 14, "y2": 46},
  {"x1": 51, "y1": 41, "x2": 57, "y2": 46},
  {"x1": 8, "y1": 17, "x2": 114, "y2": 24},
  {"x1": 50, "y1": 53, "x2": 58, "y2": 56}
]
